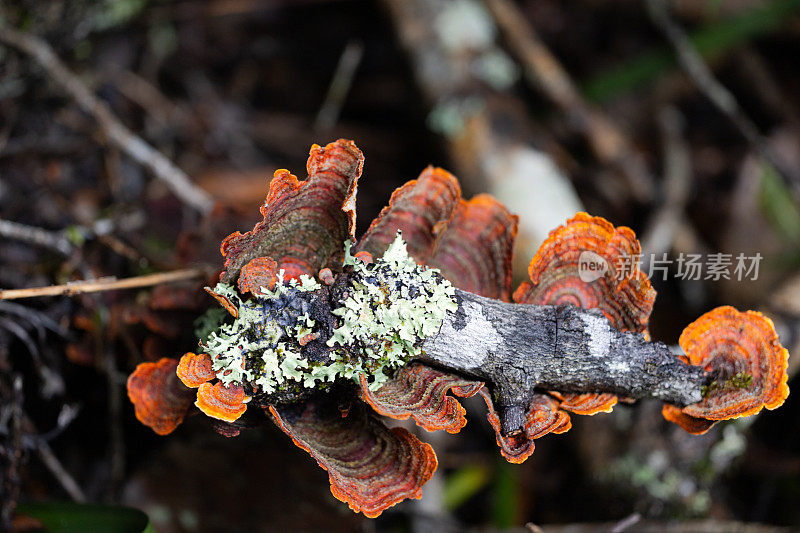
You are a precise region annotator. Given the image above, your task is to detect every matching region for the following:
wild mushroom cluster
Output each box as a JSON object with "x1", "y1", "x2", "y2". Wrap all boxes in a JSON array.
[{"x1": 127, "y1": 139, "x2": 790, "y2": 518}]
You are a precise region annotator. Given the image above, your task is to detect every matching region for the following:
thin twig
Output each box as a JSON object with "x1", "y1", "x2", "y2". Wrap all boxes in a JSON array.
[
  {"x1": 0, "y1": 268, "x2": 204, "y2": 300},
  {"x1": 644, "y1": 0, "x2": 798, "y2": 188},
  {"x1": 0, "y1": 219, "x2": 74, "y2": 256},
  {"x1": 23, "y1": 414, "x2": 87, "y2": 503},
  {"x1": 612, "y1": 513, "x2": 643, "y2": 533},
  {"x1": 35, "y1": 439, "x2": 87, "y2": 502},
  {"x1": 641, "y1": 106, "x2": 691, "y2": 273},
  {"x1": 314, "y1": 40, "x2": 364, "y2": 132},
  {"x1": 104, "y1": 343, "x2": 125, "y2": 500},
  {"x1": 0, "y1": 22, "x2": 214, "y2": 214},
  {"x1": 483, "y1": 0, "x2": 655, "y2": 202}
]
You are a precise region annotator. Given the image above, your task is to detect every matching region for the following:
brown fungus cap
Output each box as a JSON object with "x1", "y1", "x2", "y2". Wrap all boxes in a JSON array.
[
  {"x1": 357, "y1": 166, "x2": 461, "y2": 263},
  {"x1": 203, "y1": 286, "x2": 238, "y2": 317},
  {"x1": 479, "y1": 388, "x2": 571, "y2": 464},
  {"x1": 663, "y1": 306, "x2": 789, "y2": 430},
  {"x1": 195, "y1": 382, "x2": 249, "y2": 423},
  {"x1": 268, "y1": 400, "x2": 437, "y2": 518},
  {"x1": 176, "y1": 352, "x2": 216, "y2": 388},
  {"x1": 219, "y1": 139, "x2": 363, "y2": 285},
  {"x1": 359, "y1": 363, "x2": 483, "y2": 434},
  {"x1": 549, "y1": 391, "x2": 616, "y2": 416},
  {"x1": 126, "y1": 358, "x2": 195, "y2": 435},
  {"x1": 356, "y1": 165, "x2": 517, "y2": 301},
  {"x1": 428, "y1": 194, "x2": 518, "y2": 301},
  {"x1": 237, "y1": 256, "x2": 279, "y2": 295},
  {"x1": 514, "y1": 212, "x2": 654, "y2": 331},
  {"x1": 661, "y1": 404, "x2": 716, "y2": 435}
]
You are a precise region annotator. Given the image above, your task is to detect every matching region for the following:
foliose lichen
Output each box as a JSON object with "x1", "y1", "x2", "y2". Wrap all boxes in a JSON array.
[
  {"x1": 198, "y1": 233, "x2": 458, "y2": 398},
  {"x1": 328, "y1": 234, "x2": 459, "y2": 388}
]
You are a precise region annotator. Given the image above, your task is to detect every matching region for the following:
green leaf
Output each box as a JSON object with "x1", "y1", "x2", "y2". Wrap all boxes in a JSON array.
[
  {"x1": 491, "y1": 461, "x2": 519, "y2": 528},
  {"x1": 582, "y1": 0, "x2": 800, "y2": 102},
  {"x1": 443, "y1": 464, "x2": 491, "y2": 511},
  {"x1": 759, "y1": 162, "x2": 800, "y2": 245},
  {"x1": 16, "y1": 502, "x2": 154, "y2": 533}
]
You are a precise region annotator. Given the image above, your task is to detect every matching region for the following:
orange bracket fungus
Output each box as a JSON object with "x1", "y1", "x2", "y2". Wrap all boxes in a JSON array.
[
  {"x1": 125, "y1": 139, "x2": 790, "y2": 518},
  {"x1": 126, "y1": 358, "x2": 195, "y2": 436}
]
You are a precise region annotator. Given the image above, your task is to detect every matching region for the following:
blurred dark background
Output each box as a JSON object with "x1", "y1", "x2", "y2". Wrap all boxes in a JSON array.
[{"x1": 1, "y1": 0, "x2": 800, "y2": 531}]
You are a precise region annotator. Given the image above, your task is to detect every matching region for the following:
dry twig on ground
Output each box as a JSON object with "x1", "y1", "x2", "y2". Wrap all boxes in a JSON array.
[
  {"x1": 644, "y1": 0, "x2": 799, "y2": 189},
  {"x1": 0, "y1": 269, "x2": 205, "y2": 300},
  {"x1": 0, "y1": 220, "x2": 74, "y2": 256},
  {"x1": 0, "y1": 22, "x2": 214, "y2": 214},
  {"x1": 484, "y1": 0, "x2": 654, "y2": 202}
]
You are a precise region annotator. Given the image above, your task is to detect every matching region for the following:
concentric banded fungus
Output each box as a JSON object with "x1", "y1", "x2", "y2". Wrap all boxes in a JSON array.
[
  {"x1": 126, "y1": 358, "x2": 194, "y2": 435},
  {"x1": 269, "y1": 401, "x2": 437, "y2": 518},
  {"x1": 514, "y1": 212, "x2": 655, "y2": 416},
  {"x1": 359, "y1": 363, "x2": 483, "y2": 433},
  {"x1": 220, "y1": 139, "x2": 363, "y2": 284},
  {"x1": 358, "y1": 166, "x2": 461, "y2": 263},
  {"x1": 195, "y1": 382, "x2": 249, "y2": 422},
  {"x1": 663, "y1": 306, "x2": 789, "y2": 431},
  {"x1": 428, "y1": 195, "x2": 519, "y2": 301},
  {"x1": 549, "y1": 391, "x2": 616, "y2": 416},
  {"x1": 203, "y1": 286, "x2": 238, "y2": 317},
  {"x1": 479, "y1": 388, "x2": 571, "y2": 463},
  {"x1": 237, "y1": 256, "x2": 279, "y2": 295},
  {"x1": 661, "y1": 404, "x2": 716, "y2": 435},
  {"x1": 176, "y1": 352, "x2": 215, "y2": 388},
  {"x1": 514, "y1": 212, "x2": 654, "y2": 330}
]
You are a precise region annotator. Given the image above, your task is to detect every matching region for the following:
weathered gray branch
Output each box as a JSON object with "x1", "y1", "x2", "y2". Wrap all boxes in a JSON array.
[{"x1": 418, "y1": 289, "x2": 707, "y2": 435}]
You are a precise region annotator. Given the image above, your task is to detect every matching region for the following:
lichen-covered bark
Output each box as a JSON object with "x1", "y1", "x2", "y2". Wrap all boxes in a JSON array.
[{"x1": 419, "y1": 289, "x2": 707, "y2": 434}]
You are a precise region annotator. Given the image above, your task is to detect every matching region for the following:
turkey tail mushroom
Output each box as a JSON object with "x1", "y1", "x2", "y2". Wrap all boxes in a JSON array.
[
  {"x1": 514, "y1": 212, "x2": 655, "y2": 416},
  {"x1": 358, "y1": 363, "x2": 483, "y2": 434},
  {"x1": 478, "y1": 388, "x2": 571, "y2": 464},
  {"x1": 219, "y1": 139, "x2": 363, "y2": 284},
  {"x1": 663, "y1": 306, "x2": 790, "y2": 433},
  {"x1": 176, "y1": 352, "x2": 216, "y2": 388},
  {"x1": 268, "y1": 400, "x2": 437, "y2": 518},
  {"x1": 195, "y1": 382, "x2": 249, "y2": 423},
  {"x1": 126, "y1": 358, "x2": 195, "y2": 435}
]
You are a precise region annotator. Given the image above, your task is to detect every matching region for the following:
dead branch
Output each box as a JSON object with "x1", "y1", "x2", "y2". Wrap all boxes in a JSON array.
[
  {"x1": 419, "y1": 289, "x2": 705, "y2": 435},
  {"x1": 0, "y1": 269, "x2": 204, "y2": 300},
  {"x1": 0, "y1": 220, "x2": 74, "y2": 256},
  {"x1": 483, "y1": 0, "x2": 654, "y2": 202},
  {"x1": 32, "y1": 433, "x2": 86, "y2": 503},
  {"x1": 644, "y1": 0, "x2": 799, "y2": 189},
  {"x1": 20, "y1": 413, "x2": 86, "y2": 503},
  {"x1": 0, "y1": 22, "x2": 214, "y2": 214}
]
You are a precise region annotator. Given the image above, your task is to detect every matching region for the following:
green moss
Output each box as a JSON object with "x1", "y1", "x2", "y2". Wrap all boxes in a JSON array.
[{"x1": 701, "y1": 372, "x2": 753, "y2": 397}]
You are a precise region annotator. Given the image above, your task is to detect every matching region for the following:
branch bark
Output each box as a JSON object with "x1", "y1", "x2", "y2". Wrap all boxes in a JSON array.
[{"x1": 418, "y1": 289, "x2": 706, "y2": 435}]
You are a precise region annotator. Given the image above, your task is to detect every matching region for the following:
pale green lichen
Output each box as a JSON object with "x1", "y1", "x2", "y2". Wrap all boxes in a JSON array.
[
  {"x1": 327, "y1": 235, "x2": 458, "y2": 389},
  {"x1": 198, "y1": 233, "x2": 458, "y2": 395}
]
